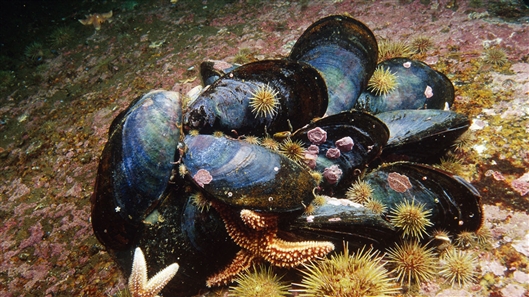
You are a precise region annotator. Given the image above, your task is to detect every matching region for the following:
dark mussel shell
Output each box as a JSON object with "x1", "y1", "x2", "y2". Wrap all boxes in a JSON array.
[
  {"x1": 91, "y1": 90, "x2": 183, "y2": 250},
  {"x1": 184, "y1": 59, "x2": 328, "y2": 137},
  {"x1": 284, "y1": 196, "x2": 399, "y2": 252},
  {"x1": 108, "y1": 182, "x2": 239, "y2": 297},
  {"x1": 377, "y1": 109, "x2": 470, "y2": 162},
  {"x1": 289, "y1": 15, "x2": 378, "y2": 116},
  {"x1": 183, "y1": 134, "x2": 318, "y2": 212},
  {"x1": 291, "y1": 111, "x2": 389, "y2": 195},
  {"x1": 199, "y1": 60, "x2": 240, "y2": 86},
  {"x1": 365, "y1": 162, "x2": 483, "y2": 235},
  {"x1": 355, "y1": 58, "x2": 455, "y2": 114}
]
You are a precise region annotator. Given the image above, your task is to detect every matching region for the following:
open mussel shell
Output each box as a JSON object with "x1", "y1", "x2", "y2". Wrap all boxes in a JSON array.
[
  {"x1": 364, "y1": 162, "x2": 483, "y2": 235},
  {"x1": 183, "y1": 134, "x2": 318, "y2": 212},
  {"x1": 377, "y1": 109, "x2": 470, "y2": 162},
  {"x1": 284, "y1": 196, "x2": 399, "y2": 252},
  {"x1": 291, "y1": 111, "x2": 389, "y2": 195},
  {"x1": 91, "y1": 90, "x2": 183, "y2": 250},
  {"x1": 184, "y1": 59, "x2": 328, "y2": 137},
  {"x1": 355, "y1": 58, "x2": 455, "y2": 114},
  {"x1": 289, "y1": 15, "x2": 378, "y2": 116}
]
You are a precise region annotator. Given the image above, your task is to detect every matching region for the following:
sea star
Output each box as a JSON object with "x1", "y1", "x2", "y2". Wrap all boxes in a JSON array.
[
  {"x1": 78, "y1": 11, "x2": 113, "y2": 30},
  {"x1": 128, "y1": 247, "x2": 179, "y2": 297},
  {"x1": 206, "y1": 200, "x2": 335, "y2": 287}
]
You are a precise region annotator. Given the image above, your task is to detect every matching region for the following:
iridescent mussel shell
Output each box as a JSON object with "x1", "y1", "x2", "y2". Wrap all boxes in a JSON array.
[
  {"x1": 184, "y1": 59, "x2": 328, "y2": 137},
  {"x1": 376, "y1": 109, "x2": 470, "y2": 162},
  {"x1": 289, "y1": 15, "x2": 378, "y2": 115},
  {"x1": 91, "y1": 90, "x2": 183, "y2": 250},
  {"x1": 291, "y1": 111, "x2": 389, "y2": 195},
  {"x1": 355, "y1": 58, "x2": 455, "y2": 114},
  {"x1": 364, "y1": 162, "x2": 483, "y2": 235},
  {"x1": 183, "y1": 134, "x2": 318, "y2": 212}
]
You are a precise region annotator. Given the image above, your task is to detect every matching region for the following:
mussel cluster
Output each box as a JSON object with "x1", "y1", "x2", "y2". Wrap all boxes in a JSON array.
[{"x1": 91, "y1": 15, "x2": 483, "y2": 296}]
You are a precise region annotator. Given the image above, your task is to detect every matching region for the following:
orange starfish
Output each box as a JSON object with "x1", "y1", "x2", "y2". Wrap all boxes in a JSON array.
[
  {"x1": 78, "y1": 11, "x2": 113, "y2": 30},
  {"x1": 206, "y1": 200, "x2": 335, "y2": 287}
]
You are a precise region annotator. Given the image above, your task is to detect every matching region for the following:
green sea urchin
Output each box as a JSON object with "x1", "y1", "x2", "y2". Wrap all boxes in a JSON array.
[
  {"x1": 474, "y1": 226, "x2": 493, "y2": 247},
  {"x1": 229, "y1": 265, "x2": 290, "y2": 297},
  {"x1": 24, "y1": 42, "x2": 44, "y2": 61},
  {"x1": 364, "y1": 198, "x2": 387, "y2": 215},
  {"x1": 439, "y1": 249, "x2": 477, "y2": 286},
  {"x1": 260, "y1": 136, "x2": 280, "y2": 151},
  {"x1": 279, "y1": 138, "x2": 306, "y2": 164},
  {"x1": 377, "y1": 39, "x2": 414, "y2": 62},
  {"x1": 249, "y1": 83, "x2": 280, "y2": 118},
  {"x1": 483, "y1": 47, "x2": 508, "y2": 66},
  {"x1": 455, "y1": 231, "x2": 476, "y2": 249},
  {"x1": 296, "y1": 245, "x2": 399, "y2": 296},
  {"x1": 386, "y1": 240, "x2": 437, "y2": 286},
  {"x1": 367, "y1": 66, "x2": 398, "y2": 96},
  {"x1": 411, "y1": 36, "x2": 433, "y2": 54},
  {"x1": 345, "y1": 180, "x2": 373, "y2": 204},
  {"x1": 388, "y1": 199, "x2": 433, "y2": 239},
  {"x1": 49, "y1": 26, "x2": 75, "y2": 47},
  {"x1": 189, "y1": 191, "x2": 210, "y2": 212}
]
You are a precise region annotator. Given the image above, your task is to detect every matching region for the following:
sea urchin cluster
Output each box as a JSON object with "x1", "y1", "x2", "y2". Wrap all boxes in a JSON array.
[{"x1": 295, "y1": 245, "x2": 399, "y2": 296}]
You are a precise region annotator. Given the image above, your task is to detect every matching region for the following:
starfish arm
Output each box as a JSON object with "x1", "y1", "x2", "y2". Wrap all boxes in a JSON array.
[
  {"x1": 128, "y1": 247, "x2": 179, "y2": 297},
  {"x1": 101, "y1": 10, "x2": 113, "y2": 18},
  {"x1": 264, "y1": 238, "x2": 335, "y2": 267},
  {"x1": 240, "y1": 209, "x2": 278, "y2": 230},
  {"x1": 206, "y1": 249, "x2": 257, "y2": 287},
  {"x1": 129, "y1": 247, "x2": 149, "y2": 295},
  {"x1": 78, "y1": 18, "x2": 93, "y2": 25},
  {"x1": 144, "y1": 263, "x2": 179, "y2": 297}
]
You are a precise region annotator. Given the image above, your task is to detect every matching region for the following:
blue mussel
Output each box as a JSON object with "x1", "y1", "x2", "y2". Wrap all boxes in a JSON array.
[{"x1": 91, "y1": 15, "x2": 483, "y2": 296}]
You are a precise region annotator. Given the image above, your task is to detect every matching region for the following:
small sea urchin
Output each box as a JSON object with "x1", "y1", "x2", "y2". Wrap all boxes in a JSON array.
[
  {"x1": 483, "y1": 46, "x2": 508, "y2": 66},
  {"x1": 243, "y1": 135, "x2": 261, "y2": 145},
  {"x1": 190, "y1": 191, "x2": 210, "y2": 212},
  {"x1": 24, "y1": 42, "x2": 44, "y2": 61},
  {"x1": 439, "y1": 249, "x2": 477, "y2": 286},
  {"x1": 386, "y1": 240, "x2": 437, "y2": 286},
  {"x1": 367, "y1": 66, "x2": 398, "y2": 96},
  {"x1": 49, "y1": 26, "x2": 75, "y2": 47},
  {"x1": 377, "y1": 39, "x2": 414, "y2": 62},
  {"x1": 260, "y1": 136, "x2": 280, "y2": 151},
  {"x1": 411, "y1": 36, "x2": 433, "y2": 54},
  {"x1": 474, "y1": 226, "x2": 492, "y2": 247},
  {"x1": 388, "y1": 199, "x2": 433, "y2": 239},
  {"x1": 438, "y1": 155, "x2": 464, "y2": 176},
  {"x1": 345, "y1": 180, "x2": 374, "y2": 204},
  {"x1": 279, "y1": 138, "x2": 306, "y2": 164},
  {"x1": 229, "y1": 265, "x2": 290, "y2": 297},
  {"x1": 249, "y1": 83, "x2": 280, "y2": 118},
  {"x1": 455, "y1": 231, "x2": 477, "y2": 249},
  {"x1": 364, "y1": 198, "x2": 387, "y2": 215},
  {"x1": 296, "y1": 245, "x2": 399, "y2": 297}
]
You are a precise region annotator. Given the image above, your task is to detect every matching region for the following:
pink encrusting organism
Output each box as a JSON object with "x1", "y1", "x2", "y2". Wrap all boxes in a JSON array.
[
  {"x1": 323, "y1": 165, "x2": 343, "y2": 184},
  {"x1": 335, "y1": 136, "x2": 354, "y2": 152},
  {"x1": 193, "y1": 169, "x2": 213, "y2": 187},
  {"x1": 307, "y1": 127, "x2": 327, "y2": 145},
  {"x1": 326, "y1": 148, "x2": 341, "y2": 159}
]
